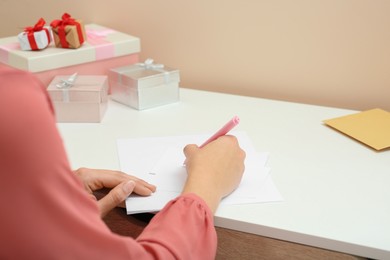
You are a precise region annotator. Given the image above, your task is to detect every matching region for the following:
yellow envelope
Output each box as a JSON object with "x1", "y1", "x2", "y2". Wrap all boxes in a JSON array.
[{"x1": 323, "y1": 108, "x2": 390, "y2": 151}]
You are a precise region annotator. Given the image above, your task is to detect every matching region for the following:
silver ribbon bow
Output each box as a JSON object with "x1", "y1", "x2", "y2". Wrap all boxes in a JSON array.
[
  {"x1": 56, "y1": 73, "x2": 78, "y2": 102},
  {"x1": 136, "y1": 58, "x2": 164, "y2": 70},
  {"x1": 136, "y1": 58, "x2": 170, "y2": 83}
]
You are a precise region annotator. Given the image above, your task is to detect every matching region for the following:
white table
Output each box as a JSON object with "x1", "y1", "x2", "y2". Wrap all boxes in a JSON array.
[{"x1": 57, "y1": 88, "x2": 390, "y2": 259}]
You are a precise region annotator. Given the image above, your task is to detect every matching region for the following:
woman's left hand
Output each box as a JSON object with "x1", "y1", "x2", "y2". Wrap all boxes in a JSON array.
[{"x1": 74, "y1": 167, "x2": 156, "y2": 217}]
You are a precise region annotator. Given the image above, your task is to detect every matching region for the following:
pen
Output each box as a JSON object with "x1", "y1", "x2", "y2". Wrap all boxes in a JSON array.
[
  {"x1": 199, "y1": 115, "x2": 240, "y2": 148},
  {"x1": 183, "y1": 116, "x2": 240, "y2": 165}
]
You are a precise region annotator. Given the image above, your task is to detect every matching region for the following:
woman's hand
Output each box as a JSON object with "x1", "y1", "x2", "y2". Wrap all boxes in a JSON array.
[
  {"x1": 74, "y1": 168, "x2": 156, "y2": 217},
  {"x1": 182, "y1": 135, "x2": 246, "y2": 213}
]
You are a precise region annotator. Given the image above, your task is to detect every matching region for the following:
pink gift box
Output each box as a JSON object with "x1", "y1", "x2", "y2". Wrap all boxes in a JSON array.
[
  {"x1": 47, "y1": 75, "x2": 108, "y2": 123},
  {"x1": 35, "y1": 54, "x2": 138, "y2": 88},
  {"x1": 0, "y1": 24, "x2": 140, "y2": 88}
]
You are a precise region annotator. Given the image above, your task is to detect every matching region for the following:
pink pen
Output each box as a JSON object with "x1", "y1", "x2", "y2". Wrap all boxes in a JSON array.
[
  {"x1": 199, "y1": 115, "x2": 240, "y2": 148},
  {"x1": 183, "y1": 116, "x2": 240, "y2": 165}
]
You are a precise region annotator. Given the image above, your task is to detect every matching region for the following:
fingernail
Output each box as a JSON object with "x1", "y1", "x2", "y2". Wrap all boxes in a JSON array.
[{"x1": 123, "y1": 180, "x2": 135, "y2": 194}]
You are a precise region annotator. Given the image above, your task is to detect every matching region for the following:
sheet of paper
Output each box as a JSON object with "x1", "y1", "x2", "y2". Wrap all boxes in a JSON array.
[
  {"x1": 117, "y1": 131, "x2": 283, "y2": 214},
  {"x1": 323, "y1": 108, "x2": 390, "y2": 151}
]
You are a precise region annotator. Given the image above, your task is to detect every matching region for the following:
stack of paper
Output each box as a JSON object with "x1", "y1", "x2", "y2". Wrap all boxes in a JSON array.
[{"x1": 116, "y1": 131, "x2": 283, "y2": 214}]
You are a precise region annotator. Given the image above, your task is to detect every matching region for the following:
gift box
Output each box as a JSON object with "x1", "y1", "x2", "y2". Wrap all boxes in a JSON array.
[
  {"x1": 47, "y1": 75, "x2": 108, "y2": 123},
  {"x1": 108, "y1": 59, "x2": 180, "y2": 110},
  {"x1": 0, "y1": 24, "x2": 140, "y2": 87},
  {"x1": 50, "y1": 13, "x2": 86, "y2": 49},
  {"x1": 17, "y1": 18, "x2": 52, "y2": 51}
]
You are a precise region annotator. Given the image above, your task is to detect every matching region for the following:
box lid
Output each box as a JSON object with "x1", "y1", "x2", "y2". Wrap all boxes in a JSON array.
[
  {"x1": 109, "y1": 61, "x2": 180, "y2": 89},
  {"x1": 47, "y1": 75, "x2": 108, "y2": 103},
  {"x1": 0, "y1": 24, "x2": 140, "y2": 72}
]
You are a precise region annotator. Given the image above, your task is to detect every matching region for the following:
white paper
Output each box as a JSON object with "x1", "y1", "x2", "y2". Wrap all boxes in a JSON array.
[{"x1": 116, "y1": 131, "x2": 283, "y2": 214}]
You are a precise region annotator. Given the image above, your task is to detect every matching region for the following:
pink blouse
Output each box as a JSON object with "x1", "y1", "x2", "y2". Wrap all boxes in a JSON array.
[{"x1": 0, "y1": 67, "x2": 217, "y2": 259}]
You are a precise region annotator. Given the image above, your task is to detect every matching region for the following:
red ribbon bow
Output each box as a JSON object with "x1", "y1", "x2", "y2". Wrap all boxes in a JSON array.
[
  {"x1": 50, "y1": 13, "x2": 85, "y2": 48},
  {"x1": 23, "y1": 18, "x2": 51, "y2": 50}
]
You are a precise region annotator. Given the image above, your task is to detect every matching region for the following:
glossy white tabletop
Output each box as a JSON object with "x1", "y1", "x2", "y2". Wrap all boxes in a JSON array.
[{"x1": 57, "y1": 88, "x2": 390, "y2": 259}]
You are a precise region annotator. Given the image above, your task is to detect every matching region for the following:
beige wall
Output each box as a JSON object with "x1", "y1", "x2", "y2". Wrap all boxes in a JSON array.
[{"x1": 1, "y1": 0, "x2": 389, "y2": 110}]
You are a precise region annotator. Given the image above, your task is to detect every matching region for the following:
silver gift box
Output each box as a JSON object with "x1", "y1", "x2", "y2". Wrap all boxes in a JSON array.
[{"x1": 108, "y1": 59, "x2": 180, "y2": 110}]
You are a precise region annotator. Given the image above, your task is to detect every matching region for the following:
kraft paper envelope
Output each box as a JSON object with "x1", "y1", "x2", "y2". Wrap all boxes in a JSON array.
[{"x1": 323, "y1": 108, "x2": 390, "y2": 151}]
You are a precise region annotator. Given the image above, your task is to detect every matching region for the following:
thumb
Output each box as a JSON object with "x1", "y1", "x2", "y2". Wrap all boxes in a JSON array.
[
  {"x1": 98, "y1": 180, "x2": 135, "y2": 218},
  {"x1": 183, "y1": 144, "x2": 199, "y2": 158}
]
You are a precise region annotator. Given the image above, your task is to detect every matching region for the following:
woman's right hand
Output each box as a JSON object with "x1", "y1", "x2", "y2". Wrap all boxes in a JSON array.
[{"x1": 182, "y1": 135, "x2": 246, "y2": 213}]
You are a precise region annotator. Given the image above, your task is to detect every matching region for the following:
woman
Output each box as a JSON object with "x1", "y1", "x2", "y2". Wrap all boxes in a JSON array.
[{"x1": 0, "y1": 66, "x2": 245, "y2": 259}]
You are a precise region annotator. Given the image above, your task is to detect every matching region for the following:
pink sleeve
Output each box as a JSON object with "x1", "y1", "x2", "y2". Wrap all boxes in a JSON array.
[
  {"x1": 0, "y1": 67, "x2": 217, "y2": 259},
  {"x1": 137, "y1": 193, "x2": 217, "y2": 259}
]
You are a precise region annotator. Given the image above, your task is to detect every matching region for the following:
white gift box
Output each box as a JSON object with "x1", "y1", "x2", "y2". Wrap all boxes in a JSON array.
[
  {"x1": 0, "y1": 24, "x2": 140, "y2": 72},
  {"x1": 0, "y1": 24, "x2": 140, "y2": 87},
  {"x1": 108, "y1": 59, "x2": 180, "y2": 110},
  {"x1": 17, "y1": 27, "x2": 52, "y2": 51}
]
